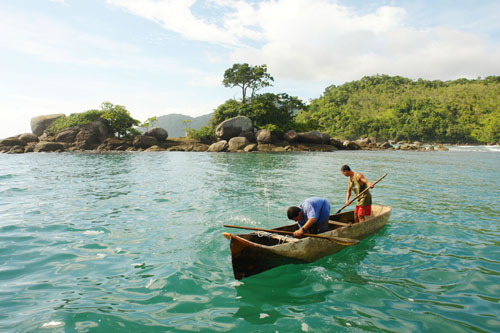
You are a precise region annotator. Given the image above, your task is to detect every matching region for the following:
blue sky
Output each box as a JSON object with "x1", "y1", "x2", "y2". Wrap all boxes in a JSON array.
[{"x1": 1, "y1": 0, "x2": 499, "y2": 137}]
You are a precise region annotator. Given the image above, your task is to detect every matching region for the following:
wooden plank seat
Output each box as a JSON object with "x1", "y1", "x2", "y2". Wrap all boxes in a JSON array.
[{"x1": 328, "y1": 220, "x2": 351, "y2": 227}]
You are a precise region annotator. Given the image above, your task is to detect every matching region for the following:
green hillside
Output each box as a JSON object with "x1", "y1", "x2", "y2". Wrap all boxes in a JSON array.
[
  {"x1": 144, "y1": 113, "x2": 212, "y2": 138},
  {"x1": 298, "y1": 75, "x2": 500, "y2": 143}
]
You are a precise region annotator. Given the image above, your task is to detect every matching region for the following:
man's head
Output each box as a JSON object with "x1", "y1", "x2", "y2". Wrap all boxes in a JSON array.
[
  {"x1": 287, "y1": 206, "x2": 302, "y2": 221},
  {"x1": 341, "y1": 164, "x2": 352, "y2": 177}
]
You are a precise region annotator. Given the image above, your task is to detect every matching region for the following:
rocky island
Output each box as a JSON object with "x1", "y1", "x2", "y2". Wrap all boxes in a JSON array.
[{"x1": 0, "y1": 114, "x2": 448, "y2": 154}]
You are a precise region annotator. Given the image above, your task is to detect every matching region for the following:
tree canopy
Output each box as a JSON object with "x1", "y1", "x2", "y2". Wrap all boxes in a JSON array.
[
  {"x1": 222, "y1": 63, "x2": 274, "y2": 103},
  {"x1": 299, "y1": 75, "x2": 500, "y2": 143}
]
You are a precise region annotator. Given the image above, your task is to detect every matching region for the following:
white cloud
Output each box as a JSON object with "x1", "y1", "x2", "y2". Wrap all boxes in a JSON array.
[
  {"x1": 0, "y1": 10, "x2": 182, "y2": 71},
  {"x1": 106, "y1": 0, "x2": 500, "y2": 82}
]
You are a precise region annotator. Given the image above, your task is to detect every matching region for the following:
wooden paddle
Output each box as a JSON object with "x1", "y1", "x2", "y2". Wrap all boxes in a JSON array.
[
  {"x1": 336, "y1": 173, "x2": 387, "y2": 214},
  {"x1": 223, "y1": 225, "x2": 359, "y2": 246}
]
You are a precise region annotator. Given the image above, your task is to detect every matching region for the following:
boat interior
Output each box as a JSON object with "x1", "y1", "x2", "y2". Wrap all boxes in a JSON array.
[{"x1": 230, "y1": 205, "x2": 390, "y2": 247}]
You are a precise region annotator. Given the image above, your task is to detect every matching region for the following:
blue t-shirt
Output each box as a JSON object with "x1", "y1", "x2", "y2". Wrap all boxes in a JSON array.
[{"x1": 298, "y1": 197, "x2": 331, "y2": 228}]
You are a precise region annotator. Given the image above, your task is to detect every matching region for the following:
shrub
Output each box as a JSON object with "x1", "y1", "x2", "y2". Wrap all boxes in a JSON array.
[
  {"x1": 186, "y1": 125, "x2": 215, "y2": 142},
  {"x1": 47, "y1": 109, "x2": 104, "y2": 135}
]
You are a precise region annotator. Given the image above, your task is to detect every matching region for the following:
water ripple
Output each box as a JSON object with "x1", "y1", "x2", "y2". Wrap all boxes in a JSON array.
[{"x1": 0, "y1": 151, "x2": 499, "y2": 331}]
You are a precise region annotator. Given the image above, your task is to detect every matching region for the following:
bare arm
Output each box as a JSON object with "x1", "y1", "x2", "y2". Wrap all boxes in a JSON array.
[
  {"x1": 345, "y1": 181, "x2": 352, "y2": 205},
  {"x1": 293, "y1": 218, "x2": 317, "y2": 238},
  {"x1": 357, "y1": 172, "x2": 374, "y2": 188}
]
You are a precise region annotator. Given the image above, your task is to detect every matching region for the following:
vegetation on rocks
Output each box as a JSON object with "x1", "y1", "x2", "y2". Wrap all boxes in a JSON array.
[{"x1": 47, "y1": 102, "x2": 141, "y2": 138}]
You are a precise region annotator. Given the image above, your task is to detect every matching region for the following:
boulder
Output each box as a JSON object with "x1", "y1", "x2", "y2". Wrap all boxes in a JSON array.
[
  {"x1": 239, "y1": 131, "x2": 256, "y2": 143},
  {"x1": 256, "y1": 129, "x2": 272, "y2": 144},
  {"x1": 101, "y1": 138, "x2": 130, "y2": 151},
  {"x1": 56, "y1": 128, "x2": 79, "y2": 143},
  {"x1": 355, "y1": 138, "x2": 370, "y2": 146},
  {"x1": 208, "y1": 140, "x2": 228, "y2": 152},
  {"x1": 73, "y1": 120, "x2": 110, "y2": 149},
  {"x1": 132, "y1": 135, "x2": 158, "y2": 149},
  {"x1": 435, "y1": 144, "x2": 449, "y2": 151},
  {"x1": 8, "y1": 145, "x2": 25, "y2": 154},
  {"x1": 18, "y1": 133, "x2": 39, "y2": 143},
  {"x1": 380, "y1": 142, "x2": 393, "y2": 149},
  {"x1": 145, "y1": 127, "x2": 168, "y2": 141},
  {"x1": 298, "y1": 131, "x2": 324, "y2": 144},
  {"x1": 34, "y1": 142, "x2": 64, "y2": 152},
  {"x1": 31, "y1": 114, "x2": 65, "y2": 136},
  {"x1": 329, "y1": 138, "x2": 344, "y2": 149},
  {"x1": 24, "y1": 142, "x2": 37, "y2": 153},
  {"x1": 284, "y1": 130, "x2": 298, "y2": 143},
  {"x1": 0, "y1": 137, "x2": 25, "y2": 147},
  {"x1": 343, "y1": 140, "x2": 360, "y2": 150},
  {"x1": 244, "y1": 144, "x2": 257, "y2": 152},
  {"x1": 257, "y1": 144, "x2": 274, "y2": 152},
  {"x1": 322, "y1": 133, "x2": 331, "y2": 144},
  {"x1": 144, "y1": 145, "x2": 165, "y2": 152},
  {"x1": 273, "y1": 146, "x2": 287, "y2": 152},
  {"x1": 215, "y1": 116, "x2": 253, "y2": 141},
  {"x1": 228, "y1": 137, "x2": 250, "y2": 151}
]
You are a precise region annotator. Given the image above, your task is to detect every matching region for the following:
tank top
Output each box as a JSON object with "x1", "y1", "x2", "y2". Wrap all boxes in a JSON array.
[{"x1": 349, "y1": 172, "x2": 372, "y2": 206}]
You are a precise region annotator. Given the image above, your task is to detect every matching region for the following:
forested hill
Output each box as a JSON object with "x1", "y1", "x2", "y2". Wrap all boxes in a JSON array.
[{"x1": 299, "y1": 75, "x2": 500, "y2": 144}]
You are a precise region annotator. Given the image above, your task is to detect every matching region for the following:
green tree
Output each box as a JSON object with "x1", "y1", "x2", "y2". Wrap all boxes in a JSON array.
[
  {"x1": 100, "y1": 102, "x2": 140, "y2": 137},
  {"x1": 223, "y1": 63, "x2": 274, "y2": 103}
]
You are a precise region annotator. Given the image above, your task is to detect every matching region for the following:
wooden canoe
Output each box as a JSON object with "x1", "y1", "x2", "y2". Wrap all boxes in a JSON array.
[{"x1": 223, "y1": 204, "x2": 392, "y2": 280}]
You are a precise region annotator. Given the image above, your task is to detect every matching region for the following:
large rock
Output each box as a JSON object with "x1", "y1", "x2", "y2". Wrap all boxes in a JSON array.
[
  {"x1": 321, "y1": 133, "x2": 331, "y2": 144},
  {"x1": 133, "y1": 135, "x2": 158, "y2": 149},
  {"x1": 284, "y1": 130, "x2": 298, "y2": 143},
  {"x1": 330, "y1": 138, "x2": 344, "y2": 149},
  {"x1": 244, "y1": 144, "x2": 257, "y2": 152},
  {"x1": 256, "y1": 129, "x2": 272, "y2": 144},
  {"x1": 31, "y1": 114, "x2": 65, "y2": 136},
  {"x1": 0, "y1": 137, "x2": 25, "y2": 147},
  {"x1": 208, "y1": 140, "x2": 228, "y2": 152},
  {"x1": 18, "y1": 133, "x2": 39, "y2": 143},
  {"x1": 298, "y1": 131, "x2": 324, "y2": 144},
  {"x1": 74, "y1": 120, "x2": 110, "y2": 149},
  {"x1": 145, "y1": 127, "x2": 168, "y2": 141},
  {"x1": 380, "y1": 142, "x2": 393, "y2": 149},
  {"x1": 239, "y1": 131, "x2": 256, "y2": 143},
  {"x1": 355, "y1": 138, "x2": 371, "y2": 146},
  {"x1": 56, "y1": 128, "x2": 79, "y2": 143},
  {"x1": 7, "y1": 146, "x2": 25, "y2": 154},
  {"x1": 215, "y1": 116, "x2": 253, "y2": 141},
  {"x1": 34, "y1": 142, "x2": 64, "y2": 152},
  {"x1": 343, "y1": 140, "x2": 360, "y2": 150},
  {"x1": 228, "y1": 137, "x2": 250, "y2": 151}
]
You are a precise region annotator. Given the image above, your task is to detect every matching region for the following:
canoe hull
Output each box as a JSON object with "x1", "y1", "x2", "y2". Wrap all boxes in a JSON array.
[{"x1": 227, "y1": 204, "x2": 391, "y2": 279}]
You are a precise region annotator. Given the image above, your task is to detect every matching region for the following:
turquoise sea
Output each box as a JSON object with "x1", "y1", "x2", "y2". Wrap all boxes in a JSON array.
[{"x1": 0, "y1": 147, "x2": 499, "y2": 332}]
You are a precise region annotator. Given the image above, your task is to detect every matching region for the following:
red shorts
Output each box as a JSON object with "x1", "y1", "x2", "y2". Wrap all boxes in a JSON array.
[{"x1": 355, "y1": 205, "x2": 371, "y2": 216}]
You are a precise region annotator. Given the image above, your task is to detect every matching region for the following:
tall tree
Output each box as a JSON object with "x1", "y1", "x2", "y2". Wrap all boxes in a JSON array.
[{"x1": 223, "y1": 63, "x2": 274, "y2": 103}]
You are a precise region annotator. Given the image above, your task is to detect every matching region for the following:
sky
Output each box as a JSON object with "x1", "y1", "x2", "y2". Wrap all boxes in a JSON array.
[{"x1": 1, "y1": 0, "x2": 499, "y2": 138}]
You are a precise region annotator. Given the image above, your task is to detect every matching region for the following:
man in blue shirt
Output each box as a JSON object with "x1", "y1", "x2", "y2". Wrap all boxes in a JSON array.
[{"x1": 287, "y1": 197, "x2": 331, "y2": 238}]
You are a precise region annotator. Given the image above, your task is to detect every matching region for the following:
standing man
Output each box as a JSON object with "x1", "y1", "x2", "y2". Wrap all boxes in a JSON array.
[
  {"x1": 341, "y1": 165, "x2": 374, "y2": 223},
  {"x1": 287, "y1": 197, "x2": 331, "y2": 238}
]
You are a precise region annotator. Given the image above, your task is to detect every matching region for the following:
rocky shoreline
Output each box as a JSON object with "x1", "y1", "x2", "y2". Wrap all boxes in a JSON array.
[{"x1": 1, "y1": 114, "x2": 450, "y2": 154}]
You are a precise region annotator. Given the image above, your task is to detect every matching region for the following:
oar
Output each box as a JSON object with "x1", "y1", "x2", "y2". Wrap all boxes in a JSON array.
[
  {"x1": 335, "y1": 173, "x2": 387, "y2": 214},
  {"x1": 223, "y1": 225, "x2": 359, "y2": 246}
]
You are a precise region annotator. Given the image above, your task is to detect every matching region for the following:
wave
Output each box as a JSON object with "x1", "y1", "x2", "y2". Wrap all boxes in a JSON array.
[{"x1": 447, "y1": 145, "x2": 500, "y2": 152}]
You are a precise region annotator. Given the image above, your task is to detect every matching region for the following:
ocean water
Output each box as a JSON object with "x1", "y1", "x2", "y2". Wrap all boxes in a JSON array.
[{"x1": 0, "y1": 148, "x2": 499, "y2": 332}]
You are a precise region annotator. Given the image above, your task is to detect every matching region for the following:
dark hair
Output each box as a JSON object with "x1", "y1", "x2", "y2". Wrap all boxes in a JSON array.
[
  {"x1": 341, "y1": 165, "x2": 351, "y2": 172},
  {"x1": 287, "y1": 206, "x2": 301, "y2": 220}
]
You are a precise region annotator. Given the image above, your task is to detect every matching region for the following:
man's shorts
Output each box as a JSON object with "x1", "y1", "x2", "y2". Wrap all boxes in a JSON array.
[{"x1": 355, "y1": 205, "x2": 371, "y2": 216}]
